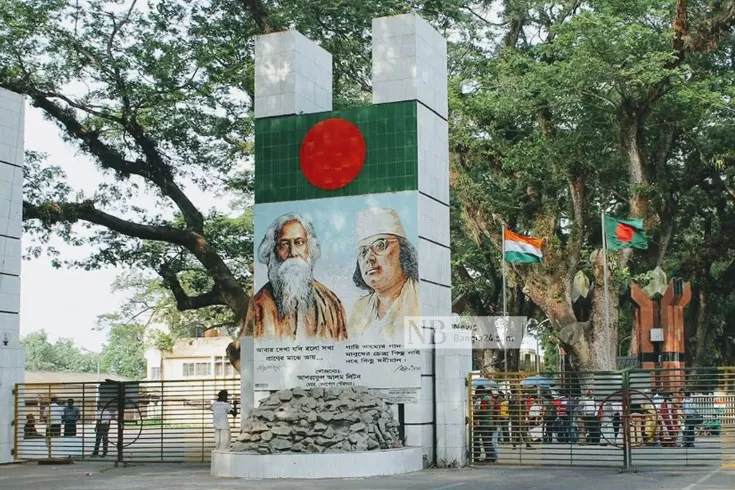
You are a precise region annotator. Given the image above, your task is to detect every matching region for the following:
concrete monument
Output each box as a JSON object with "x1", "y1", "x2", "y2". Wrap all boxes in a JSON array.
[{"x1": 0, "y1": 87, "x2": 26, "y2": 464}]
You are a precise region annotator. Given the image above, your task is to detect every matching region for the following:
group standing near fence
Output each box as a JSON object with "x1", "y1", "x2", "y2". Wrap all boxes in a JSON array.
[{"x1": 471, "y1": 384, "x2": 709, "y2": 463}]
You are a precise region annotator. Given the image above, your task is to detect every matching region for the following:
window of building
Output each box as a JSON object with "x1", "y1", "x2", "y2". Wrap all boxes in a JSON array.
[
  {"x1": 195, "y1": 362, "x2": 211, "y2": 376},
  {"x1": 215, "y1": 356, "x2": 235, "y2": 378},
  {"x1": 183, "y1": 361, "x2": 212, "y2": 377},
  {"x1": 183, "y1": 363, "x2": 195, "y2": 377},
  {"x1": 150, "y1": 367, "x2": 161, "y2": 380}
]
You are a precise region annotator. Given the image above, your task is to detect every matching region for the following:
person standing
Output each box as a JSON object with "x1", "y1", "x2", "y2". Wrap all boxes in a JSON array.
[
  {"x1": 476, "y1": 386, "x2": 497, "y2": 462},
  {"x1": 211, "y1": 390, "x2": 236, "y2": 451},
  {"x1": 47, "y1": 397, "x2": 63, "y2": 437},
  {"x1": 682, "y1": 391, "x2": 697, "y2": 448},
  {"x1": 542, "y1": 395, "x2": 556, "y2": 444},
  {"x1": 92, "y1": 405, "x2": 113, "y2": 457},
  {"x1": 581, "y1": 390, "x2": 600, "y2": 445},
  {"x1": 612, "y1": 399, "x2": 622, "y2": 445},
  {"x1": 62, "y1": 399, "x2": 80, "y2": 437},
  {"x1": 499, "y1": 393, "x2": 510, "y2": 444},
  {"x1": 510, "y1": 388, "x2": 533, "y2": 449}
]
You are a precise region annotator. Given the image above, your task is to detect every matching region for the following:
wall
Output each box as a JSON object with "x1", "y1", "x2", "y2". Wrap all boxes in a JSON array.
[
  {"x1": 146, "y1": 337, "x2": 236, "y2": 381},
  {"x1": 0, "y1": 87, "x2": 25, "y2": 463}
]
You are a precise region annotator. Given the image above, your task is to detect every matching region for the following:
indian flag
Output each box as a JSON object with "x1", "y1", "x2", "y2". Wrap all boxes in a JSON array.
[{"x1": 503, "y1": 229, "x2": 543, "y2": 264}]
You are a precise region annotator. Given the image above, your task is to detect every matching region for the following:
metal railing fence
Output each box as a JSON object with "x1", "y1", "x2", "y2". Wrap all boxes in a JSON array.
[
  {"x1": 468, "y1": 367, "x2": 735, "y2": 469},
  {"x1": 13, "y1": 378, "x2": 240, "y2": 463}
]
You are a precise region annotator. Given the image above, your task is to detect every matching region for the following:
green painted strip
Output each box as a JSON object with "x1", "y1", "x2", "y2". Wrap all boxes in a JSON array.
[{"x1": 254, "y1": 101, "x2": 418, "y2": 204}]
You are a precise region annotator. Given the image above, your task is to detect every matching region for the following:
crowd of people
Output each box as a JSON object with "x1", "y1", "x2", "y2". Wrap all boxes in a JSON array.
[{"x1": 472, "y1": 386, "x2": 703, "y2": 463}]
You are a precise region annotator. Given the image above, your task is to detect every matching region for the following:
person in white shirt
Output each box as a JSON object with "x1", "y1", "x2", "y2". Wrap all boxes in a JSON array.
[
  {"x1": 210, "y1": 390, "x2": 235, "y2": 451},
  {"x1": 47, "y1": 397, "x2": 64, "y2": 437},
  {"x1": 682, "y1": 392, "x2": 697, "y2": 448},
  {"x1": 581, "y1": 391, "x2": 600, "y2": 445}
]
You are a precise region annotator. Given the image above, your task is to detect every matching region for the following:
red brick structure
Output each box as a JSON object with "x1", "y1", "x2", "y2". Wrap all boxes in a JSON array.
[{"x1": 630, "y1": 279, "x2": 691, "y2": 393}]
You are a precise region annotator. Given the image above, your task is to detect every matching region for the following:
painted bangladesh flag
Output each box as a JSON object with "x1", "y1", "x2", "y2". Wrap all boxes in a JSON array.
[{"x1": 605, "y1": 216, "x2": 648, "y2": 251}]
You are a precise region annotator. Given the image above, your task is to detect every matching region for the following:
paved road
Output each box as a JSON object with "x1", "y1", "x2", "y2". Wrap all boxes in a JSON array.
[{"x1": 1, "y1": 462, "x2": 733, "y2": 490}]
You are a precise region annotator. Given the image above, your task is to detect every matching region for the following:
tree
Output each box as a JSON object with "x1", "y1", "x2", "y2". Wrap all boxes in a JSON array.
[
  {"x1": 97, "y1": 318, "x2": 147, "y2": 379},
  {"x1": 1, "y1": 0, "x2": 461, "y2": 370},
  {"x1": 450, "y1": 0, "x2": 735, "y2": 370},
  {"x1": 22, "y1": 330, "x2": 98, "y2": 372}
]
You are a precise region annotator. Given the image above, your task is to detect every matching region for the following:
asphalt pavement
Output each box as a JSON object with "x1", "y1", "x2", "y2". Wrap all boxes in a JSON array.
[{"x1": 1, "y1": 462, "x2": 734, "y2": 490}]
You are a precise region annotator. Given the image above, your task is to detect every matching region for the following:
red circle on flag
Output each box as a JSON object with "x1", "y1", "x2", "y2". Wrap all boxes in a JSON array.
[
  {"x1": 616, "y1": 223, "x2": 634, "y2": 243},
  {"x1": 299, "y1": 118, "x2": 366, "y2": 190}
]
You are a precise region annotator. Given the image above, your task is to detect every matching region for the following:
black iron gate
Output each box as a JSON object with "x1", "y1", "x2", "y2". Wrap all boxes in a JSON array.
[
  {"x1": 468, "y1": 368, "x2": 735, "y2": 469},
  {"x1": 14, "y1": 378, "x2": 240, "y2": 463}
]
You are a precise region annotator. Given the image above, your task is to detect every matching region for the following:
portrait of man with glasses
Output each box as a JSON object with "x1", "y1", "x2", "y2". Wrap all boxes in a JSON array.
[{"x1": 349, "y1": 207, "x2": 419, "y2": 339}]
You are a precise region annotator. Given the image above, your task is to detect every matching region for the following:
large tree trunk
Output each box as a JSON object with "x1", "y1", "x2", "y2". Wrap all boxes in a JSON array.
[{"x1": 693, "y1": 288, "x2": 708, "y2": 366}]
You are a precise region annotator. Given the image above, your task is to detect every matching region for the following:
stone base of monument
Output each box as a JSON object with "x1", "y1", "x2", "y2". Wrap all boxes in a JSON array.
[{"x1": 210, "y1": 447, "x2": 423, "y2": 479}]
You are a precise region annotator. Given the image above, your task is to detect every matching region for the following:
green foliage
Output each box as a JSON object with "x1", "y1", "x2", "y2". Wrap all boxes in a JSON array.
[
  {"x1": 4, "y1": 0, "x2": 735, "y2": 368},
  {"x1": 98, "y1": 319, "x2": 147, "y2": 380},
  {"x1": 22, "y1": 330, "x2": 99, "y2": 373},
  {"x1": 449, "y1": 0, "x2": 735, "y2": 368}
]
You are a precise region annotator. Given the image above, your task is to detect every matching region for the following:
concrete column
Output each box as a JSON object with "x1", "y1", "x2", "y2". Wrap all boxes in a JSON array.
[
  {"x1": 254, "y1": 30, "x2": 333, "y2": 119},
  {"x1": 239, "y1": 336, "x2": 254, "y2": 427},
  {"x1": 373, "y1": 14, "x2": 465, "y2": 467},
  {"x1": 0, "y1": 87, "x2": 25, "y2": 464}
]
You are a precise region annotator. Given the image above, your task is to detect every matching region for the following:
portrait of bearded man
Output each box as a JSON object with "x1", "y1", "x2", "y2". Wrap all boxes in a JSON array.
[{"x1": 249, "y1": 212, "x2": 348, "y2": 341}]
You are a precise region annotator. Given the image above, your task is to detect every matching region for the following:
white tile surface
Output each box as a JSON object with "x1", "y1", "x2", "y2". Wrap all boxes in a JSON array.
[
  {"x1": 418, "y1": 193, "x2": 450, "y2": 247},
  {"x1": 418, "y1": 239, "x2": 451, "y2": 286},
  {"x1": 254, "y1": 30, "x2": 332, "y2": 119},
  {"x1": 372, "y1": 14, "x2": 448, "y2": 118},
  {"x1": 0, "y1": 88, "x2": 24, "y2": 465},
  {"x1": 417, "y1": 104, "x2": 449, "y2": 204},
  {"x1": 0, "y1": 236, "x2": 21, "y2": 276},
  {"x1": 403, "y1": 397, "x2": 433, "y2": 424}
]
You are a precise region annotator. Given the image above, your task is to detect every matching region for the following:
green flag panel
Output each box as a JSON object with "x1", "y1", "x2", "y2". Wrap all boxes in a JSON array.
[{"x1": 254, "y1": 101, "x2": 419, "y2": 204}]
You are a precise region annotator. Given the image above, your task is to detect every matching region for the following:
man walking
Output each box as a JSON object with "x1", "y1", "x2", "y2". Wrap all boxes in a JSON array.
[{"x1": 92, "y1": 405, "x2": 113, "y2": 457}]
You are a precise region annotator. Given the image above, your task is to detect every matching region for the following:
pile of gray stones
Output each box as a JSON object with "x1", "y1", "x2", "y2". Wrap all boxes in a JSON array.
[{"x1": 233, "y1": 386, "x2": 404, "y2": 454}]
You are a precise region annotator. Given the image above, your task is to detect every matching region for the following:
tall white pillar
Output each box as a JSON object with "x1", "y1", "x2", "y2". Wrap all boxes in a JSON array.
[
  {"x1": 373, "y1": 14, "x2": 468, "y2": 467},
  {"x1": 0, "y1": 87, "x2": 25, "y2": 464}
]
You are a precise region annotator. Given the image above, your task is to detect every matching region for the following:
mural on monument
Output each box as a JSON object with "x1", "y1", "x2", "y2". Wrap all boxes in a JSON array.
[
  {"x1": 252, "y1": 191, "x2": 421, "y2": 391},
  {"x1": 252, "y1": 211, "x2": 348, "y2": 341}
]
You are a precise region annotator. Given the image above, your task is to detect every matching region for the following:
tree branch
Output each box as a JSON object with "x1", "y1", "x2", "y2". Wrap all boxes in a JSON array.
[
  {"x1": 158, "y1": 263, "x2": 227, "y2": 311},
  {"x1": 674, "y1": 0, "x2": 735, "y2": 55},
  {"x1": 690, "y1": 0, "x2": 735, "y2": 53},
  {"x1": 239, "y1": 0, "x2": 273, "y2": 33},
  {"x1": 23, "y1": 200, "x2": 192, "y2": 246},
  {"x1": 24, "y1": 91, "x2": 205, "y2": 231}
]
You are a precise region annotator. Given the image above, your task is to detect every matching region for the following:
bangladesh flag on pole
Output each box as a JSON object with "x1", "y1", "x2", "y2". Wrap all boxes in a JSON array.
[{"x1": 605, "y1": 216, "x2": 648, "y2": 251}]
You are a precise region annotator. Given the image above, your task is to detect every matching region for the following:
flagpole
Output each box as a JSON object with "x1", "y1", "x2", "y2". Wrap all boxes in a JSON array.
[
  {"x1": 601, "y1": 211, "x2": 611, "y2": 338},
  {"x1": 501, "y1": 224, "x2": 508, "y2": 373}
]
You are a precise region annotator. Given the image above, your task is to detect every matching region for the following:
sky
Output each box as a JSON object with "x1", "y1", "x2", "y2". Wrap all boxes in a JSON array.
[{"x1": 20, "y1": 106, "x2": 118, "y2": 352}]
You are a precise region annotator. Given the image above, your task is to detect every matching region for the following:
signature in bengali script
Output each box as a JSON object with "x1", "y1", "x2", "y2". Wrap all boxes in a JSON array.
[
  {"x1": 393, "y1": 364, "x2": 421, "y2": 373},
  {"x1": 256, "y1": 365, "x2": 283, "y2": 372}
]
